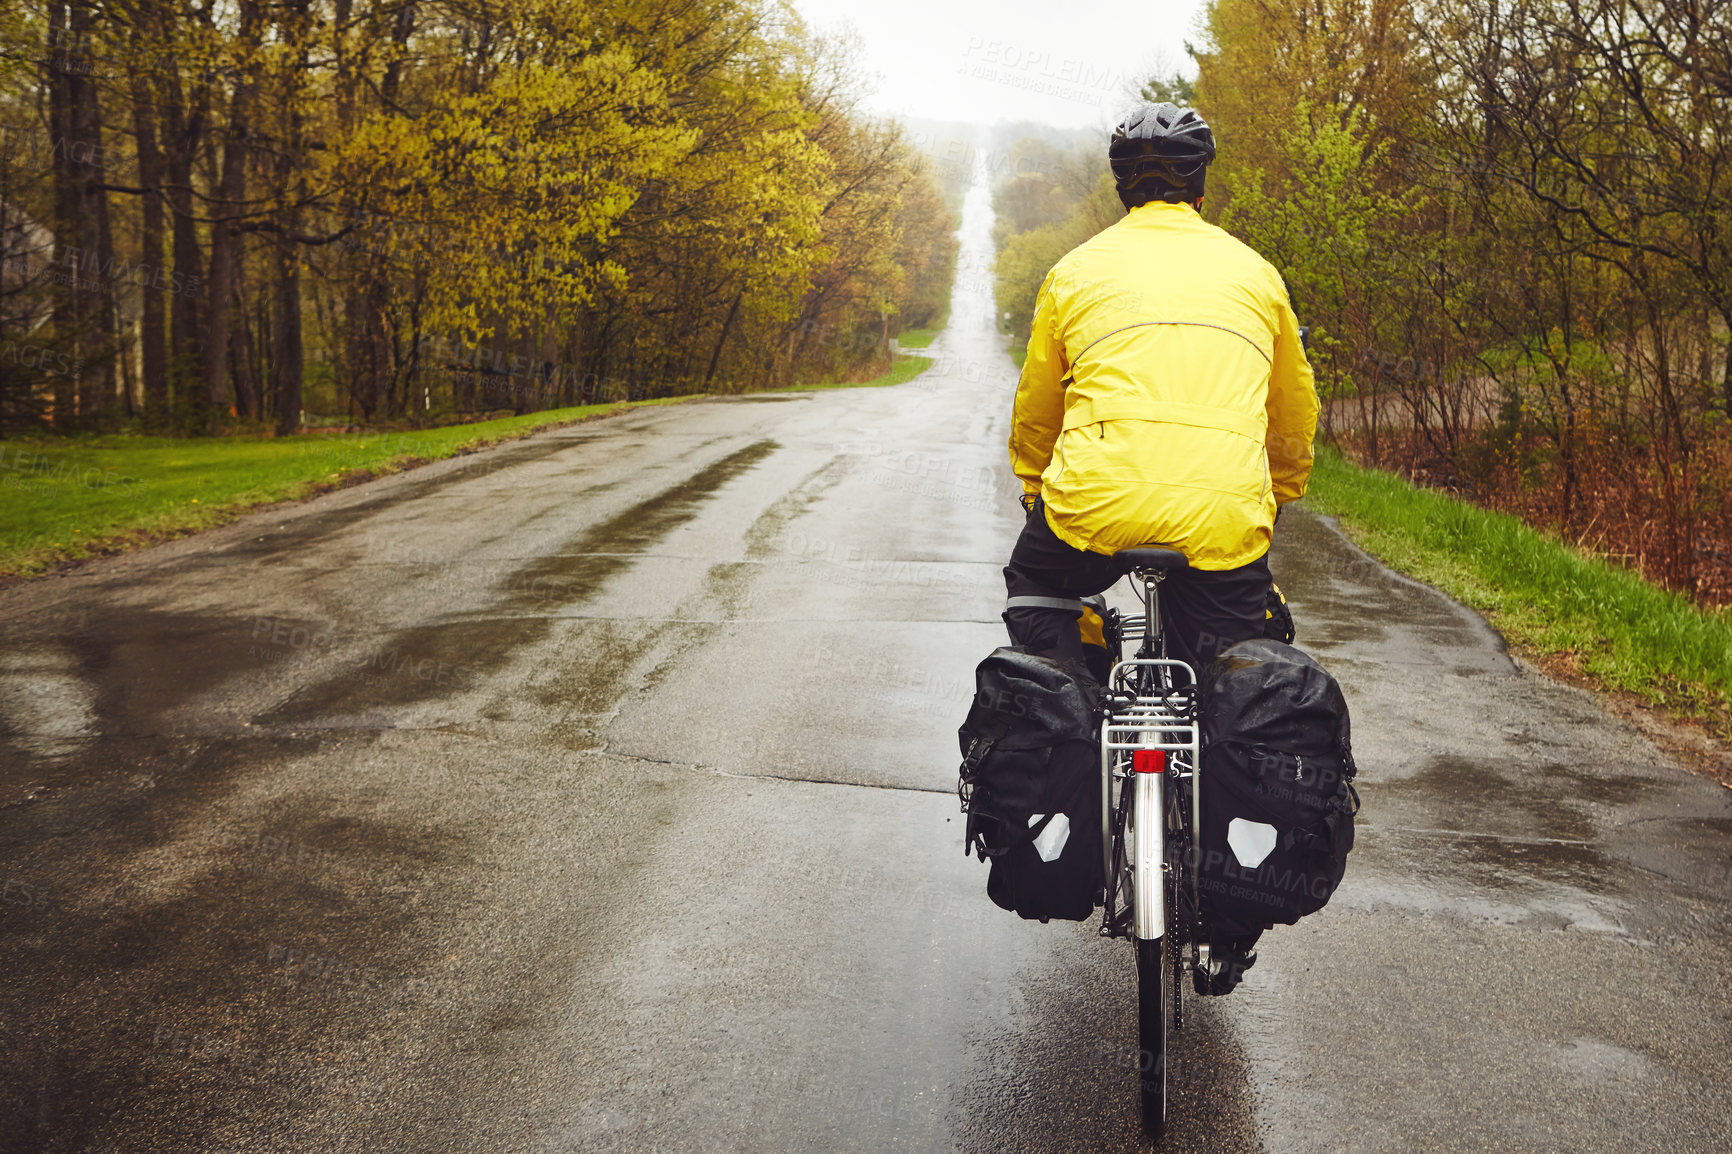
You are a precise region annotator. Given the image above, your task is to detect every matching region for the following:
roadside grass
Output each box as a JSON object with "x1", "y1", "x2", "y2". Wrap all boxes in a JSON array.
[
  {"x1": 769, "y1": 353, "x2": 933, "y2": 392},
  {"x1": 1010, "y1": 344, "x2": 1026, "y2": 369},
  {"x1": 0, "y1": 396, "x2": 693, "y2": 579},
  {"x1": 896, "y1": 328, "x2": 940, "y2": 349},
  {"x1": 1304, "y1": 445, "x2": 1732, "y2": 737}
]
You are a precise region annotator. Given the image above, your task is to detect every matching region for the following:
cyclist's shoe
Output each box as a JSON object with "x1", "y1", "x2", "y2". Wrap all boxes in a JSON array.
[{"x1": 1194, "y1": 945, "x2": 1257, "y2": 996}]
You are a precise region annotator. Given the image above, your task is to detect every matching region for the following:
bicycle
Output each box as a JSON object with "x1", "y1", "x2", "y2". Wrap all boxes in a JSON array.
[{"x1": 1095, "y1": 547, "x2": 1210, "y2": 1140}]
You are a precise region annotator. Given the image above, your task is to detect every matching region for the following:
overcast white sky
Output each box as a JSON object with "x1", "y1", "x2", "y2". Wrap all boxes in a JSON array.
[{"x1": 788, "y1": 0, "x2": 1208, "y2": 131}]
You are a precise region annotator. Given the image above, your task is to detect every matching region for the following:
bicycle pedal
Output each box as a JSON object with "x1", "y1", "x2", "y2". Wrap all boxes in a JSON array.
[{"x1": 1193, "y1": 948, "x2": 1257, "y2": 996}]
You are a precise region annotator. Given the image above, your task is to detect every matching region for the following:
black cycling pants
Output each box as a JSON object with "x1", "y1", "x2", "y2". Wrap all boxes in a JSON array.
[{"x1": 1002, "y1": 500, "x2": 1273, "y2": 674}]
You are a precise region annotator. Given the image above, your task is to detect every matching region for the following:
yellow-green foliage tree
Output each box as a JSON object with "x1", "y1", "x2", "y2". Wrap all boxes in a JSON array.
[{"x1": 0, "y1": 0, "x2": 955, "y2": 435}]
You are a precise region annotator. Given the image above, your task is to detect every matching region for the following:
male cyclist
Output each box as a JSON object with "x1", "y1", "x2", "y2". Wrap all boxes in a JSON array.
[
  {"x1": 1001, "y1": 102, "x2": 1318, "y2": 987},
  {"x1": 1003, "y1": 101, "x2": 1316, "y2": 677}
]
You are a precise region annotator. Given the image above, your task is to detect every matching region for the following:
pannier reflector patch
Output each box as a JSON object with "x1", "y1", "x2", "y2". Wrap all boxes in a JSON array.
[
  {"x1": 1028, "y1": 813, "x2": 1071, "y2": 862},
  {"x1": 1228, "y1": 818, "x2": 1278, "y2": 869}
]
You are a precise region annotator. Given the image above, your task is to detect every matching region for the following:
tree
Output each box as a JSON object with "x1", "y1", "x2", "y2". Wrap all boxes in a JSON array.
[{"x1": 0, "y1": 0, "x2": 958, "y2": 432}]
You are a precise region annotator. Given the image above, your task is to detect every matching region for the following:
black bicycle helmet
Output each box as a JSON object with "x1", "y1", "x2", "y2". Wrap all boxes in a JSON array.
[{"x1": 1109, "y1": 102, "x2": 1216, "y2": 208}]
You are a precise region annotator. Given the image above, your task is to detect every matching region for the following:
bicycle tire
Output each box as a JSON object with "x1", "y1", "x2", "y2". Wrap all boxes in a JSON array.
[{"x1": 1136, "y1": 933, "x2": 1169, "y2": 1139}]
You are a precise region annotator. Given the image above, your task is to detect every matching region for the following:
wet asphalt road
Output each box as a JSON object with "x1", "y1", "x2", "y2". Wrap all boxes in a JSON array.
[{"x1": 6, "y1": 175, "x2": 1732, "y2": 1154}]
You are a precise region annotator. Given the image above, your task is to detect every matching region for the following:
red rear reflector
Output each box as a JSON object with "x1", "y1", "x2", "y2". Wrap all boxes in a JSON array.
[{"x1": 1133, "y1": 749, "x2": 1166, "y2": 774}]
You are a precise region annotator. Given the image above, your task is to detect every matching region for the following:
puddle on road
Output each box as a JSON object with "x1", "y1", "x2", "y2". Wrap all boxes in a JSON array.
[
  {"x1": 1, "y1": 609, "x2": 335, "y2": 796},
  {"x1": 1382, "y1": 754, "x2": 1657, "y2": 845},
  {"x1": 498, "y1": 439, "x2": 779, "y2": 613},
  {"x1": 1271, "y1": 509, "x2": 1512, "y2": 674},
  {"x1": 73, "y1": 610, "x2": 296, "y2": 733},
  {"x1": 1343, "y1": 749, "x2": 1694, "y2": 935},
  {"x1": 261, "y1": 440, "x2": 778, "y2": 725},
  {"x1": 1369, "y1": 824, "x2": 1615, "y2": 896}
]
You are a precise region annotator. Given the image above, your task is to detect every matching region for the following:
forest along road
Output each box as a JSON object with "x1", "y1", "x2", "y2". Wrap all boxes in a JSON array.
[{"x1": 5, "y1": 174, "x2": 1732, "y2": 1154}]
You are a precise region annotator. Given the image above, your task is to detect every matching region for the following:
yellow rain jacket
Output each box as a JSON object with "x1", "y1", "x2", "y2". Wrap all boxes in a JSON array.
[{"x1": 1010, "y1": 201, "x2": 1318, "y2": 571}]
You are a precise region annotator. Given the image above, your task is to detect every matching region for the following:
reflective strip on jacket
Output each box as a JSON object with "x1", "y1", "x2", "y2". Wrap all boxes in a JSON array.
[{"x1": 1009, "y1": 201, "x2": 1318, "y2": 571}]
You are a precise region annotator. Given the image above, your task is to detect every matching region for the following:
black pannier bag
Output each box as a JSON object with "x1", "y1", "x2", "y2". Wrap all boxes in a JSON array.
[
  {"x1": 958, "y1": 647, "x2": 1102, "y2": 923},
  {"x1": 1197, "y1": 639, "x2": 1358, "y2": 934}
]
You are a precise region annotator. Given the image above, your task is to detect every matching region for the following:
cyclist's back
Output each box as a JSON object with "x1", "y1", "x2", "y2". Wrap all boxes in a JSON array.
[{"x1": 1015, "y1": 201, "x2": 1315, "y2": 570}]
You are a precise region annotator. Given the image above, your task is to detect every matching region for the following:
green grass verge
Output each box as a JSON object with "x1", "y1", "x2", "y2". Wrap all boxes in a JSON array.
[
  {"x1": 1304, "y1": 445, "x2": 1732, "y2": 735},
  {"x1": 1010, "y1": 344, "x2": 1026, "y2": 369},
  {"x1": 896, "y1": 328, "x2": 941, "y2": 349},
  {"x1": 0, "y1": 396, "x2": 693, "y2": 579},
  {"x1": 770, "y1": 354, "x2": 933, "y2": 392}
]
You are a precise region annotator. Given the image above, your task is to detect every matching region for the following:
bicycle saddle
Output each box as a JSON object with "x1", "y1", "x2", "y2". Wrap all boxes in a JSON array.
[{"x1": 1114, "y1": 546, "x2": 1188, "y2": 573}]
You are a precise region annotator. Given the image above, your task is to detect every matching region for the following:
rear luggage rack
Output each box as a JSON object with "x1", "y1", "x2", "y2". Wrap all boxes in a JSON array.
[{"x1": 1099, "y1": 659, "x2": 1200, "y2": 941}]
